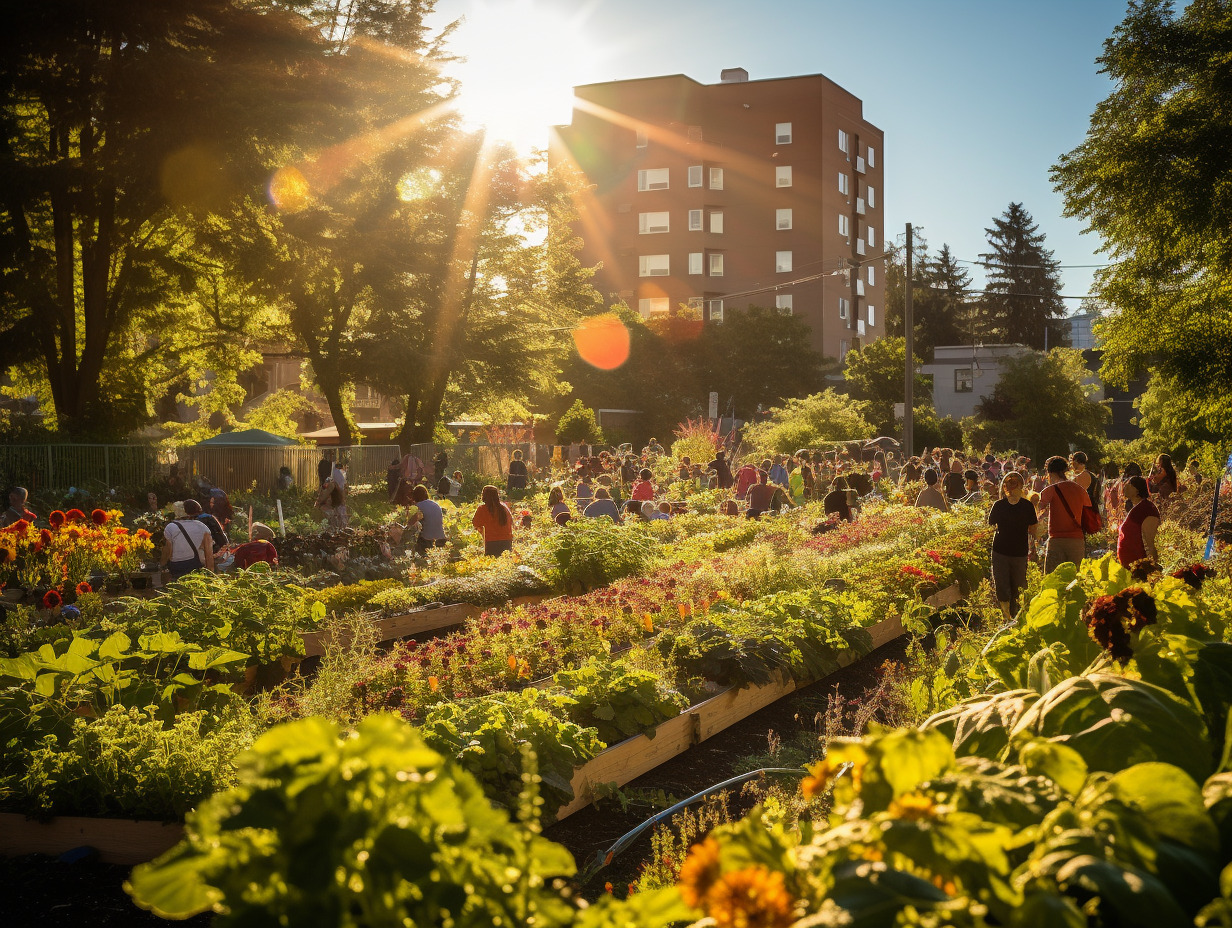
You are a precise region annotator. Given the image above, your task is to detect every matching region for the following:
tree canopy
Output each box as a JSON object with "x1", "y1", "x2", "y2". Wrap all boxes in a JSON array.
[
  {"x1": 842, "y1": 335, "x2": 932, "y2": 436},
  {"x1": 979, "y1": 202, "x2": 1067, "y2": 349}
]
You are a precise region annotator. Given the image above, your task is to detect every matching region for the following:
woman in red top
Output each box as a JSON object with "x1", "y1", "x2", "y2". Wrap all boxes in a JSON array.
[
  {"x1": 630, "y1": 468, "x2": 656, "y2": 502},
  {"x1": 231, "y1": 522, "x2": 279, "y2": 569},
  {"x1": 472, "y1": 485, "x2": 514, "y2": 557},
  {"x1": 1116, "y1": 475, "x2": 1160, "y2": 571}
]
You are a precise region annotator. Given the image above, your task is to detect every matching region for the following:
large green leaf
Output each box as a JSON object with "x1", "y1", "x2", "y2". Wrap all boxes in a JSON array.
[{"x1": 125, "y1": 843, "x2": 223, "y2": 919}]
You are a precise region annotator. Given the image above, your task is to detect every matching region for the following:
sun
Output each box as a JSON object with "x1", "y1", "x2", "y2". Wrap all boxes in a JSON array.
[{"x1": 444, "y1": 0, "x2": 598, "y2": 152}]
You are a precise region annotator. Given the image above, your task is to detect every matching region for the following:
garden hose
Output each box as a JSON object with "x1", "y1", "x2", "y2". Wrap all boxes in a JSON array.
[{"x1": 577, "y1": 763, "x2": 852, "y2": 884}]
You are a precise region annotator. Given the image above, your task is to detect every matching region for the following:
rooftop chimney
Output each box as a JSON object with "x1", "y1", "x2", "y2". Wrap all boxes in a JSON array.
[{"x1": 720, "y1": 68, "x2": 748, "y2": 83}]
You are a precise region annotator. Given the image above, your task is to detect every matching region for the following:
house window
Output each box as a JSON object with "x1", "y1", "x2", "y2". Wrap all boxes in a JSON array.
[
  {"x1": 776, "y1": 250, "x2": 792, "y2": 273},
  {"x1": 689, "y1": 252, "x2": 703, "y2": 275},
  {"x1": 637, "y1": 168, "x2": 669, "y2": 191},
  {"x1": 868, "y1": 304, "x2": 876, "y2": 327},
  {"x1": 775, "y1": 294, "x2": 793, "y2": 313},
  {"x1": 838, "y1": 172, "x2": 849, "y2": 195},
  {"x1": 689, "y1": 209, "x2": 703, "y2": 231},
  {"x1": 709, "y1": 167, "x2": 724, "y2": 190},
  {"x1": 839, "y1": 339, "x2": 849, "y2": 361},
  {"x1": 708, "y1": 299, "x2": 724, "y2": 322},
  {"x1": 838, "y1": 214, "x2": 850, "y2": 237},
  {"x1": 775, "y1": 165, "x2": 792, "y2": 187},
  {"x1": 638, "y1": 211, "x2": 670, "y2": 234},
  {"x1": 638, "y1": 297, "x2": 669, "y2": 317},
  {"x1": 955, "y1": 368, "x2": 974, "y2": 393},
  {"x1": 868, "y1": 146, "x2": 876, "y2": 168},
  {"x1": 839, "y1": 297, "x2": 849, "y2": 319},
  {"x1": 688, "y1": 165, "x2": 703, "y2": 187},
  {"x1": 867, "y1": 185, "x2": 876, "y2": 208},
  {"x1": 867, "y1": 225, "x2": 876, "y2": 247},
  {"x1": 636, "y1": 128, "x2": 648, "y2": 149},
  {"x1": 709, "y1": 210, "x2": 724, "y2": 234},
  {"x1": 776, "y1": 208, "x2": 792, "y2": 230},
  {"x1": 838, "y1": 129, "x2": 849, "y2": 154},
  {"x1": 638, "y1": 254, "x2": 670, "y2": 277},
  {"x1": 775, "y1": 122, "x2": 792, "y2": 144},
  {"x1": 867, "y1": 265, "x2": 876, "y2": 286},
  {"x1": 709, "y1": 253, "x2": 725, "y2": 276},
  {"x1": 687, "y1": 296, "x2": 703, "y2": 311}
]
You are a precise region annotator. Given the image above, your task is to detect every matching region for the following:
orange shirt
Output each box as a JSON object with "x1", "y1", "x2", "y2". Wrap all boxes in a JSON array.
[{"x1": 472, "y1": 503, "x2": 514, "y2": 542}]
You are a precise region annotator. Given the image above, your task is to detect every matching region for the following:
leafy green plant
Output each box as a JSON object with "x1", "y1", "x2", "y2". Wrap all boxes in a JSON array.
[
  {"x1": 552, "y1": 657, "x2": 689, "y2": 745},
  {"x1": 303, "y1": 578, "x2": 401, "y2": 616},
  {"x1": 125, "y1": 715, "x2": 579, "y2": 927},
  {"x1": 536, "y1": 518, "x2": 657, "y2": 593}
]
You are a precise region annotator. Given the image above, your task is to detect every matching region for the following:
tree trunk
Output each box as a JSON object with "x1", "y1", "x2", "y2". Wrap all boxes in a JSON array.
[{"x1": 320, "y1": 379, "x2": 356, "y2": 447}]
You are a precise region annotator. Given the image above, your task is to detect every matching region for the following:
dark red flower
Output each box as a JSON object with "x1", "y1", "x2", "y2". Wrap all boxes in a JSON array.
[
  {"x1": 11, "y1": 519, "x2": 30, "y2": 532},
  {"x1": 75, "y1": 581, "x2": 93, "y2": 596},
  {"x1": 49, "y1": 510, "x2": 66, "y2": 528},
  {"x1": 1171, "y1": 563, "x2": 1211, "y2": 590},
  {"x1": 90, "y1": 509, "x2": 108, "y2": 525},
  {"x1": 42, "y1": 589, "x2": 63, "y2": 609},
  {"x1": 65, "y1": 509, "x2": 86, "y2": 523}
]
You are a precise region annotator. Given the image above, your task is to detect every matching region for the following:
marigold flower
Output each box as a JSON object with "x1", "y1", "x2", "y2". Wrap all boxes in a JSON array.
[
  {"x1": 887, "y1": 791, "x2": 941, "y2": 821},
  {"x1": 704, "y1": 866, "x2": 794, "y2": 928},
  {"x1": 42, "y1": 589, "x2": 63, "y2": 609},
  {"x1": 801, "y1": 758, "x2": 842, "y2": 799},
  {"x1": 65, "y1": 509, "x2": 86, "y2": 523},
  {"x1": 49, "y1": 510, "x2": 66, "y2": 528},
  {"x1": 114, "y1": 545, "x2": 127, "y2": 558},
  {"x1": 76, "y1": 581, "x2": 93, "y2": 596},
  {"x1": 643, "y1": 613, "x2": 655, "y2": 633},
  {"x1": 507, "y1": 654, "x2": 518, "y2": 671},
  {"x1": 90, "y1": 509, "x2": 108, "y2": 525},
  {"x1": 428, "y1": 676, "x2": 439, "y2": 693},
  {"x1": 136, "y1": 529, "x2": 151, "y2": 541},
  {"x1": 677, "y1": 837, "x2": 722, "y2": 909}
]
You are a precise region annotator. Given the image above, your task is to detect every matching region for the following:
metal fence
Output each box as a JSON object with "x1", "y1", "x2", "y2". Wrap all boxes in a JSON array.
[
  {"x1": 178, "y1": 445, "x2": 403, "y2": 493},
  {"x1": 0, "y1": 444, "x2": 166, "y2": 493}
]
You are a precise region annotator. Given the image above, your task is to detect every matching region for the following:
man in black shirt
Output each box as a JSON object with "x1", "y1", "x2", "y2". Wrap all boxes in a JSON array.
[
  {"x1": 823, "y1": 477, "x2": 853, "y2": 522},
  {"x1": 942, "y1": 462, "x2": 966, "y2": 501},
  {"x1": 708, "y1": 450, "x2": 734, "y2": 489}
]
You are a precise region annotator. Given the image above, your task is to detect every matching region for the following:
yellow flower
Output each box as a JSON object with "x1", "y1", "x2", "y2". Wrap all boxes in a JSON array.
[
  {"x1": 705, "y1": 866, "x2": 795, "y2": 928},
  {"x1": 887, "y1": 791, "x2": 941, "y2": 822},
  {"x1": 801, "y1": 757, "x2": 847, "y2": 799},
  {"x1": 677, "y1": 837, "x2": 721, "y2": 909}
]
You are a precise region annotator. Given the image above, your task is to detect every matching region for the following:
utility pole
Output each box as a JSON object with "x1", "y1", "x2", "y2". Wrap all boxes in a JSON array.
[{"x1": 904, "y1": 223, "x2": 914, "y2": 456}]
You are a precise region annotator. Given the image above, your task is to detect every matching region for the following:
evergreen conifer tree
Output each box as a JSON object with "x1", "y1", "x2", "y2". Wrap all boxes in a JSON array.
[{"x1": 979, "y1": 203, "x2": 1067, "y2": 349}]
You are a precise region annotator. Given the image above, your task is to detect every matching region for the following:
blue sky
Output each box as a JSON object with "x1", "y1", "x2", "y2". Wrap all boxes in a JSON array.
[{"x1": 433, "y1": 0, "x2": 1131, "y2": 304}]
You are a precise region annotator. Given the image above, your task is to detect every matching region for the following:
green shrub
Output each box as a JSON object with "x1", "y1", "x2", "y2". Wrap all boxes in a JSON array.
[
  {"x1": 555, "y1": 399, "x2": 604, "y2": 445},
  {"x1": 304, "y1": 578, "x2": 402, "y2": 616},
  {"x1": 535, "y1": 518, "x2": 656, "y2": 592}
]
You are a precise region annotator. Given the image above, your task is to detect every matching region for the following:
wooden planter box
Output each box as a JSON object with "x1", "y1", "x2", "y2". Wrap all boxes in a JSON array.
[
  {"x1": 0, "y1": 812, "x2": 183, "y2": 865},
  {"x1": 555, "y1": 606, "x2": 912, "y2": 820},
  {"x1": 300, "y1": 595, "x2": 549, "y2": 657}
]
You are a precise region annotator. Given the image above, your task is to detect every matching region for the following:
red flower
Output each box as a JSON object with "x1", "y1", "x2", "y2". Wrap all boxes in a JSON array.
[
  {"x1": 65, "y1": 509, "x2": 86, "y2": 523},
  {"x1": 90, "y1": 509, "x2": 109, "y2": 525},
  {"x1": 42, "y1": 589, "x2": 62, "y2": 609},
  {"x1": 49, "y1": 510, "x2": 66, "y2": 528},
  {"x1": 11, "y1": 519, "x2": 30, "y2": 532},
  {"x1": 114, "y1": 545, "x2": 127, "y2": 558},
  {"x1": 75, "y1": 581, "x2": 93, "y2": 596}
]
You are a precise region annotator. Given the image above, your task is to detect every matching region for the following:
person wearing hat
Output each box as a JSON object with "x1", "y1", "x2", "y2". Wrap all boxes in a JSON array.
[{"x1": 232, "y1": 523, "x2": 279, "y2": 569}]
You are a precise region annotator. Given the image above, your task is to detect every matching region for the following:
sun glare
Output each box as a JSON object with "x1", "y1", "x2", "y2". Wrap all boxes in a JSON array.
[{"x1": 446, "y1": 0, "x2": 597, "y2": 152}]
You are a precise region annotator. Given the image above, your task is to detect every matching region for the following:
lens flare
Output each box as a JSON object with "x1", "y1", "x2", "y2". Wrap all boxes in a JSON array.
[
  {"x1": 573, "y1": 313, "x2": 630, "y2": 370},
  {"x1": 269, "y1": 166, "x2": 312, "y2": 213}
]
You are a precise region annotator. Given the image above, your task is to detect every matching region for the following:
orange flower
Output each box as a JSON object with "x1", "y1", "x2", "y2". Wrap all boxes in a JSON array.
[
  {"x1": 75, "y1": 581, "x2": 93, "y2": 596},
  {"x1": 678, "y1": 601, "x2": 691, "y2": 618},
  {"x1": 136, "y1": 529, "x2": 151, "y2": 541},
  {"x1": 704, "y1": 866, "x2": 794, "y2": 928},
  {"x1": 643, "y1": 613, "x2": 654, "y2": 633},
  {"x1": 42, "y1": 589, "x2": 63, "y2": 610},
  {"x1": 887, "y1": 791, "x2": 941, "y2": 822},
  {"x1": 49, "y1": 510, "x2": 66, "y2": 528},
  {"x1": 428, "y1": 676, "x2": 439, "y2": 692},
  {"x1": 507, "y1": 654, "x2": 518, "y2": 671},
  {"x1": 801, "y1": 758, "x2": 842, "y2": 799},
  {"x1": 678, "y1": 837, "x2": 721, "y2": 909}
]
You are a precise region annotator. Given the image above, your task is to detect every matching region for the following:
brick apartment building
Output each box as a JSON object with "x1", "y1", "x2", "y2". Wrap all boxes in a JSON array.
[{"x1": 550, "y1": 68, "x2": 885, "y2": 360}]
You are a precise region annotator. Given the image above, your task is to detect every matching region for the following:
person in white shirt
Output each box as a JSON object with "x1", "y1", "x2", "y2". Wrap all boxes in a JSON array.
[{"x1": 160, "y1": 499, "x2": 215, "y2": 579}]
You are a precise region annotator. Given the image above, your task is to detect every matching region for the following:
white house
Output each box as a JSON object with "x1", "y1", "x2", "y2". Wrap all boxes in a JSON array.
[{"x1": 922, "y1": 344, "x2": 1031, "y2": 422}]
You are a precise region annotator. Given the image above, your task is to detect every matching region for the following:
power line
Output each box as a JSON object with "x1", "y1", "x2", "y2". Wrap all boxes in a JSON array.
[{"x1": 952, "y1": 258, "x2": 1115, "y2": 270}]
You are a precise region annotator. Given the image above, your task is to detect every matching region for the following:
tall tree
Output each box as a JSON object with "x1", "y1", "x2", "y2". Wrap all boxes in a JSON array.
[
  {"x1": 0, "y1": 0, "x2": 328, "y2": 435},
  {"x1": 980, "y1": 202, "x2": 1067, "y2": 349},
  {"x1": 842, "y1": 336, "x2": 932, "y2": 436},
  {"x1": 1052, "y1": 0, "x2": 1232, "y2": 462},
  {"x1": 917, "y1": 245, "x2": 975, "y2": 353}
]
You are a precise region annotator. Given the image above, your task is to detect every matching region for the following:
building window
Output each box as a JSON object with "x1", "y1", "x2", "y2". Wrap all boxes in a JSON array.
[
  {"x1": 775, "y1": 165, "x2": 792, "y2": 187},
  {"x1": 868, "y1": 146, "x2": 876, "y2": 168},
  {"x1": 955, "y1": 368, "x2": 974, "y2": 393},
  {"x1": 867, "y1": 225, "x2": 876, "y2": 247},
  {"x1": 688, "y1": 165, "x2": 703, "y2": 187},
  {"x1": 686, "y1": 296, "x2": 703, "y2": 313},
  {"x1": 838, "y1": 172, "x2": 849, "y2": 195},
  {"x1": 709, "y1": 167, "x2": 724, "y2": 190},
  {"x1": 638, "y1": 297, "x2": 669, "y2": 317},
  {"x1": 776, "y1": 250, "x2": 792, "y2": 273},
  {"x1": 867, "y1": 185, "x2": 876, "y2": 208},
  {"x1": 709, "y1": 253, "x2": 725, "y2": 276},
  {"x1": 838, "y1": 214, "x2": 850, "y2": 237},
  {"x1": 689, "y1": 209, "x2": 703, "y2": 231},
  {"x1": 687, "y1": 125, "x2": 703, "y2": 142},
  {"x1": 775, "y1": 294, "x2": 793, "y2": 313},
  {"x1": 867, "y1": 265, "x2": 876, "y2": 286},
  {"x1": 689, "y1": 252, "x2": 703, "y2": 275},
  {"x1": 638, "y1": 254, "x2": 670, "y2": 277},
  {"x1": 638, "y1": 211, "x2": 670, "y2": 234},
  {"x1": 868, "y1": 304, "x2": 876, "y2": 327},
  {"x1": 838, "y1": 129, "x2": 849, "y2": 154},
  {"x1": 637, "y1": 168, "x2": 669, "y2": 191},
  {"x1": 636, "y1": 128, "x2": 648, "y2": 149},
  {"x1": 839, "y1": 297, "x2": 849, "y2": 319},
  {"x1": 839, "y1": 339, "x2": 849, "y2": 361},
  {"x1": 708, "y1": 299, "x2": 724, "y2": 322},
  {"x1": 709, "y1": 210, "x2": 724, "y2": 234},
  {"x1": 775, "y1": 122, "x2": 792, "y2": 144},
  {"x1": 776, "y1": 208, "x2": 792, "y2": 230}
]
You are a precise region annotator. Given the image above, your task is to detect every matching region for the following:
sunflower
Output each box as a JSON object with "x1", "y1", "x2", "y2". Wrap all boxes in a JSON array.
[
  {"x1": 678, "y1": 837, "x2": 722, "y2": 909},
  {"x1": 90, "y1": 509, "x2": 109, "y2": 525},
  {"x1": 887, "y1": 791, "x2": 941, "y2": 821},
  {"x1": 42, "y1": 589, "x2": 63, "y2": 609},
  {"x1": 704, "y1": 866, "x2": 795, "y2": 928}
]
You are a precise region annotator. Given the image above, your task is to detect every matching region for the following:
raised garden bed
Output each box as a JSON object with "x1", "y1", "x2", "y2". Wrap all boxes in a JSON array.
[{"x1": 0, "y1": 813, "x2": 185, "y2": 865}]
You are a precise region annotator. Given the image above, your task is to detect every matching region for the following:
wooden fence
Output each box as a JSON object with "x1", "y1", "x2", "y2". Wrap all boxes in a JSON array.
[{"x1": 0, "y1": 444, "x2": 166, "y2": 493}]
